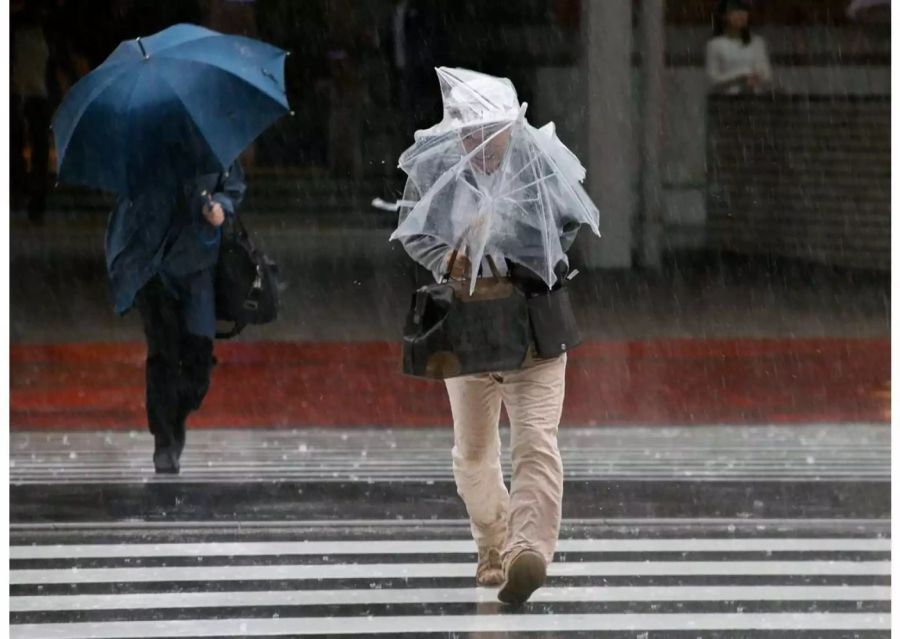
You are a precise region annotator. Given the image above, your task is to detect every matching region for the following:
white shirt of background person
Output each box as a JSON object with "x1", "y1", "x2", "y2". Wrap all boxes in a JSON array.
[
  {"x1": 705, "y1": 3, "x2": 773, "y2": 95},
  {"x1": 706, "y1": 36, "x2": 772, "y2": 94}
]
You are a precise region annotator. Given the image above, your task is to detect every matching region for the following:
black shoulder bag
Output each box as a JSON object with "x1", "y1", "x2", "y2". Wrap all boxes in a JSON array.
[
  {"x1": 401, "y1": 253, "x2": 530, "y2": 379},
  {"x1": 214, "y1": 215, "x2": 280, "y2": 339}
]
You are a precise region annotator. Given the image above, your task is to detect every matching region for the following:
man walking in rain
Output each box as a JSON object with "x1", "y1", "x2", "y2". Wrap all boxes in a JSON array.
[
  {"x1": 107, "y1": 162, "x2": 245, "y2": 473},
  {"x1": 50, "y1": 24, "x2": 290, "y2": 475},
  {"x1": 392, "y1": 68, "x2": 600, "y2": 605}
]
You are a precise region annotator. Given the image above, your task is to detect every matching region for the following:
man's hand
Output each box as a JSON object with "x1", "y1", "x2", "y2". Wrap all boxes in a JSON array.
[{"x1": 202, "y1": 200, "x2": 225, "y2": 227}]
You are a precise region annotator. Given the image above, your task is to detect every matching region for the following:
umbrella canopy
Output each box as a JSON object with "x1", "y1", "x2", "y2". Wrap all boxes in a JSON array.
[
  {"x1": 52, "y1": 23, "x2": 290, "y2": 195},
  {"x1": 391, "y1": 67, "x2": 600, "y2": 292}
]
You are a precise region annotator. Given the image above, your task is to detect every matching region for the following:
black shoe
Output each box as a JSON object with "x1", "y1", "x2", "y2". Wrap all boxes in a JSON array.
[
  {"x1": 498, "y1": 550, "x2": 546, "y2": 606},
  {"x1": 153, "y1": 448, "x2": 180, "y2": 474}
]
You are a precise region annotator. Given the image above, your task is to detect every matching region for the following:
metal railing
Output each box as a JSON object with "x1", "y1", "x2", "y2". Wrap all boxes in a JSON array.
[{"x1": 706, "y1": 93, "x2": 889, "y2": 270}]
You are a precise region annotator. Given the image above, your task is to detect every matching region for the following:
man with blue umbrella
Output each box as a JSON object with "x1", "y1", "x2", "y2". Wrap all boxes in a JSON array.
[
  {"x1": 111, "y1": 161, "x2": 245, "y2": 473},
  {"x1": 52, "y1": 24, "x2": 290, "y2": 473}
]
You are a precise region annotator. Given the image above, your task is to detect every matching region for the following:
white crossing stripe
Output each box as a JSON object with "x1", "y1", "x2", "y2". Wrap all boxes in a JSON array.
[
  {"x1": 8, "y1": 516, "x2": 890, "y2": 531},
  {"x1": 8, "y1": 613, "x2": 891, "y2": 638},
  {"x1": 11, "y1": 425, "x2": 890, "y2": 483},
  {"x1": 10, "y1": 536, "x2": 890, "y2": 559},
  {"x1": 10, "y1": 585, "x2": 891, "y2": 612},
  {"x1": 11, "y1": 521, "x2": 888, "y2": 637},
  {"x1": 11, "y1": 560, "x2": 889, "y2": 584}
]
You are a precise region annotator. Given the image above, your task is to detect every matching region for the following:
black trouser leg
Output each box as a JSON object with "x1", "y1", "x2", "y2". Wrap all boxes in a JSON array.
[
  {"x1": 136, "y1": 278, "x2": 183, "y2": 469},
  {"x1": 174, "y1": 333, "x2": 215, "y2": 454}
]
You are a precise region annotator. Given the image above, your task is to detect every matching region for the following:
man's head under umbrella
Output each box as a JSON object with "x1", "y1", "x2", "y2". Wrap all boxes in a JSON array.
[
  {"x1": 393, "y1": 66, "x2": 601, "y2": 290},
  {"x1": 428, "y1": 68, "x2": 522, "y2": 175},
  {"x1": 459, "y1": 122, "x2": 513, "y2": 175}
]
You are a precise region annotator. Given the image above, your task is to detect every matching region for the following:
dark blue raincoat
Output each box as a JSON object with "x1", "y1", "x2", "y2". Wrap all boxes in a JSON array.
[{"x1": 105, "y1": 162, "x2": 246, "y2": 338}]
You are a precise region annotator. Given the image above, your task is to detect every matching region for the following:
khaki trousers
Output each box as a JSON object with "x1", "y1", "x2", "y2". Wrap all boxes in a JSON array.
[{"x1": 444, "y1": 353, "x2": 566, "y2": 565}]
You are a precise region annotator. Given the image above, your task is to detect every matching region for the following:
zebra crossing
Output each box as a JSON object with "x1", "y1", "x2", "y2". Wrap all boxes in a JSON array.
[
  {"x1": 10, "y1": 424, "x2": 891, "y2": 637},
  {"x1": 9, "y1": 520, "x2": 891, "y2": 637},
  {"x1": 10, "y1": 424, "x2": 891, "y2": 483}
]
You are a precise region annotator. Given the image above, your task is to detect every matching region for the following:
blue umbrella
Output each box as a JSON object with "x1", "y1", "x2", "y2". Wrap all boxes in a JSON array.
[{"x1": 52, "y1": 23, "x2": 291, "y2": 195}]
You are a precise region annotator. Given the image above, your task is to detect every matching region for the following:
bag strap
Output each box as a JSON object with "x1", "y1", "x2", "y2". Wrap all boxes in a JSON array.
[
  {"x1": 215, "y1": 321, "x2": 247, "y2": 340},
  {"x1": 221, "y1": 210, "x2": 250, "y2": 241},
  {"x1": 442, "y1": 249, "x2": 459, "y2": 283},
  {"x1": 485, "y1": 255, "x2": 502, "y2": 279},
  {"x1": 442, "y1": 234, "x2": 466, "y2": 283},
  {"x1": 444, "y1": 250, "x2": 503, "y2": 283}
]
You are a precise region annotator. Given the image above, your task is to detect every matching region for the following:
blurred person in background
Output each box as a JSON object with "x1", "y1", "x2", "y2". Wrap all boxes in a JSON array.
[
  {"x1": 326, "y1": 0, "x2": 368, "y2": 177},
  {"x1": 390, "y1": 0, "x2": 448, "y2": 133},
  {"x1": 846, "y1": 0, "x2": 890, "y2": 20},
  {"x1": 846, "y1": 0, "x2": 890, "y2": 44},
  {"x1": 107, "y1": 164, "x2": 245, "y2": 473},
  {"x1": 11, "y1": 1, "x2": 54, "y2": 223},
  {"x1": 706, "y1": 0, "x2": 773, "y2": 94}
]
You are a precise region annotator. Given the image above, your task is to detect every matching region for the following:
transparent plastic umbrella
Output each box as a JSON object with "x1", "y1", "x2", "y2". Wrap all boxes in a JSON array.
[{"x1": 390, "y1": 67, "x2": 600, "y2": 293}]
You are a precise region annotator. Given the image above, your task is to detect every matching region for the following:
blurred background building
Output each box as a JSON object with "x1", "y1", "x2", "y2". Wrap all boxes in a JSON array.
[{"x1": 9, "y1": 0, "x2": 890, "y2": 426}]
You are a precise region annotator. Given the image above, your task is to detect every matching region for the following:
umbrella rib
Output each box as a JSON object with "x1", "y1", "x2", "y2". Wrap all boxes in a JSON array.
[
  {"x1": 458, "y1": 176, "x2": 485, "y2": 200},
  {"x1": 497, "y1": 172, "x2": 556, "y2": 200},
  {"x1": 497, "y1": 151, "x2": 543, "y2": 190},
  {"x1": 163, "y1": 55, "x2": 289, "y2": 112},
  {"x1": 488, "y1": 122, "x2": 521, "y2": 200},
  {"x1": 526, "y1": 126, "x2": 600, "y2": 233},
  {"x1": 457, "y1": 122, "x2": 512, "y2": 164},
  {"x1": 441, "y1": 68, "x2": 502, "y2": 112},
  {"x1": 528, "y1": 156, "x2": 557, "y2": 286},
  {"x1": 53, "y1": 61, "x2": 135, "y2": 162},
  {"x1": 59, "y1": 65, "x2": 144, "y2": 191},
  {"x1": 150, "y1": 69, "x2": 228, "y2": 171},
  {"x1": 119, "y1": 66, "x2": 153, "y2": 191},
  {"x1": 157, "y1": 34, "x2": 284, "y2": 63},
  {"x1": 155, "y1": 44, "x2": 288, "y2": 107},
  {"x1": 412, "y1": 125, "x2": 510, "y2": 204}
]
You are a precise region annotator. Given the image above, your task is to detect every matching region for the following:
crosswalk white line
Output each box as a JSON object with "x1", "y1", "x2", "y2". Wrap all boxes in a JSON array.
[
  {"x1": 10, "y1": 458, "x2": 890, "y2": 471},
  {"x1": 11, "y1": 560, "x2": 889, "y2": 584},
  {"x1": 11, "y1": 466, "x2": 889, "y2": 474},
  {"x1": 11, "y1": 471, "x2": 888, "y2": 484},
  {"x1": 11, "y1": 453, "x2": 891, "y2": 461},
  {"x1": 12, "y1": 424, "x2": 886, "y2": 444},
  {"x1": 9, "y1": 516, "x2": 889, "y2": 530},
  {"x1": 9, "y1": 612, "x2": 891, "y2": 638},
  {"x1": 11, "y1": 459, "x2": 888, "y2": 469},
  {"x1": 12, "y1": 453, "x2": 889, "y2": 462},
  {"x1": 14, "y1": 444, "x2": 888, "y2": 452},
  {"x1": 10, "y1": 537, "x2": 890, "y2": 559},
  {"x1": 10, "y1": 585, "x2": 891, "y2": 612},
  {"x1": 12, "y1": 425, "x2": 888, "y2": 485}
]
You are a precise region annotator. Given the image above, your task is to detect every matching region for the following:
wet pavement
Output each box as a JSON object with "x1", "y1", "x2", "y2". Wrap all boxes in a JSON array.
[{"x1": 9, "y1": 425, "x2": 890, "y2": 637}]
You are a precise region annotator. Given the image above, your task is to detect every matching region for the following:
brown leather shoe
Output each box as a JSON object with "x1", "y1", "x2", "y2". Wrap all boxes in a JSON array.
[
  {"x1": 475, "y1": 547, "x2": 504, "y2": 587},
  {"x1": 498, "y1": 549, "x2": 546, "y2": 606}
]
